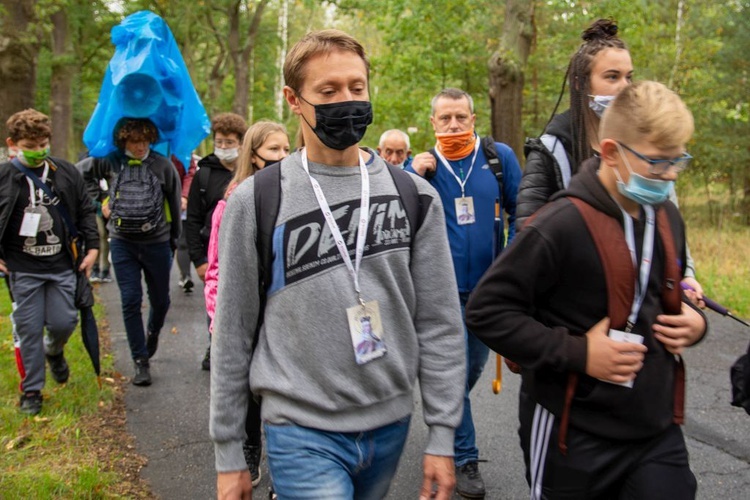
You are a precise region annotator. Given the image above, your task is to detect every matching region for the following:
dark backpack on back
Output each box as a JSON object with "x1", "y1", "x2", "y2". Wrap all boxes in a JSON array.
[{"x1": 109, "y1": 158, "x2": 164, "y2": 235}]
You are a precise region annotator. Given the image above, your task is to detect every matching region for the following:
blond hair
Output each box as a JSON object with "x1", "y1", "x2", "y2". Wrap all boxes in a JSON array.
[
  {"x1": 283, "y1": 29, "x2": 369, "y2": 93},
  {"x1": 601, "y1": 81, "x2": 693, "y2": 149},
  {"x1": 229, "y1": 121, "x2": 289, "y2": 197}
]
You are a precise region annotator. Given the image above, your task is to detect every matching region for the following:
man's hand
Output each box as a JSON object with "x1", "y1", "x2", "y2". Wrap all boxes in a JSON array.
[
  {"x1": 681, "y1": 277, "x2": 705, "y2": 309},
  {"x1": 79, "y1": 249, "x2": 99, "y2": 277},
  {"x1": 653, "y1": 302, "x2": 706, "y2": 355},
  {"x1": 217, "y1": 470, "x2": 252, "y2": 500},
  {"x1": 0, "y1": 258, "x2": 7, "y2": 275},
  {"x1": 585, "y1": 317, "x2": 647, "y2": 384},
  {"x1": 420, "y1": 454, "x2": 455, "y2": 500},
  {"x1": 411, "y1": 152, "x2": 437, "y2": 177},
  {"x1": 101, "y1": 202, "x2": 111, "y2": 219},
  {"x1": 181, "y1": 196, "x2": 188, "y2": 212},
  {"x1": 196, "y1": 263, "x2": 208, "y2": 282}
]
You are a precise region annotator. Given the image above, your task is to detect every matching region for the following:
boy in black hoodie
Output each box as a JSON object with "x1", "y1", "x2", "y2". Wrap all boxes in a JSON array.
[{"x1": 466, "y1": 81, "x2": 707, "y2": 499}]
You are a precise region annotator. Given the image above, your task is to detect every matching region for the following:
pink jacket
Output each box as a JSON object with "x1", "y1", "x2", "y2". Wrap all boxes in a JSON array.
[{"x1": 204, "y1": 198, "x2": 226, "y2": 333}]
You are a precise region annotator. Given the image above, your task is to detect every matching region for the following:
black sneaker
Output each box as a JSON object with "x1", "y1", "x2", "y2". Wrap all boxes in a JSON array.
[
  {"x1": 201, "y1": 346, "x2": 211, "y2": 371},
  {"x1": 243, "y1": 441, "x2": 262, "y2": 487},
  {"x1": 100, "y1": 269, "x2": 113, "y2": 283},
  {"x1": 456, "y1": 461, "x2": 486, "y2": 499},
  {"x1": 46, "y1": 352, "x2": 70, "y2": 384},
  {"x1": 89, "y1": 270, "x2": 101, "y2": 283},
  {"x1": 20, "y1": 391, "x2": 43, "y2": 415},
  {"x1": 146, "y1": 331, "x2": 160, "y2": 358},
  {"x1": 180, "y1": 278, "x2": 194, "y2": 293},
  {"x1": 132, "y1": 358, "x2": 152, "y2": 386}
]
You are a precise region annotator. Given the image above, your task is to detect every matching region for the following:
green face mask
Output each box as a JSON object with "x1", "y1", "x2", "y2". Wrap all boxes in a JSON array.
[{"x1": 21, "y1": 147, "x2": 50, "y2": 166}]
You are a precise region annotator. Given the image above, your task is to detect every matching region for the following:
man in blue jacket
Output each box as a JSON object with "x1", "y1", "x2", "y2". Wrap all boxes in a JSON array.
[{"x1": 408, "y1": 87, "x2": 521, "y2": 498}]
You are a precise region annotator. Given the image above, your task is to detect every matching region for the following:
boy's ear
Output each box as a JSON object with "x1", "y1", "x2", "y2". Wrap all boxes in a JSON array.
[
  {"x1": 599, "y1": 139, "x2": 620, "y2": 168},
  {"x1": 5, "y1": 137, "x2": 16, "y2": 149}
]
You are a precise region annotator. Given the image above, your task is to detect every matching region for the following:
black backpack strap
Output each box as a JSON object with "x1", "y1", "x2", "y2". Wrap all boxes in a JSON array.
[
  {"x1": 253, "y1": 162, "x2": 282, "y2": 294},
  {"x1": 385, "y1": 163, "x2": 426, "y2": 248},
  {"x1": 482, "y1": 136, "x2": 503, "y2": 197}
]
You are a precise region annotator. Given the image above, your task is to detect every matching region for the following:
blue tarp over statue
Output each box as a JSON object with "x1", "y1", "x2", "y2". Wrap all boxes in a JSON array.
[{"x1": 83, "y1": 11, "x2": 210, "y2": 170}]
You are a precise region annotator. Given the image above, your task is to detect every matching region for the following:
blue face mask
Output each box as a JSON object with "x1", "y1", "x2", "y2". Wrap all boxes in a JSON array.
[
  {"x1": 588, "y1": 95, "x2": 616, "y2": 118},
  {"x1": 615, "y1": 144, "x2": 673, "y2": 205}
]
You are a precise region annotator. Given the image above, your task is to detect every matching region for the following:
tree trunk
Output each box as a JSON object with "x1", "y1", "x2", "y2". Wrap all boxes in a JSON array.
[
  {"x1": 51, "y1": 9, "x2": 76, "y2": 160},
  {"x1": 231, "y1": 0, "x2": 270, "y2": 120},
  {"x1": 488, "y1": 0, "x2": 534, "y2": 161},
  {"x1": 0, "y1": 0, "x2": 38, "y2": 148}
]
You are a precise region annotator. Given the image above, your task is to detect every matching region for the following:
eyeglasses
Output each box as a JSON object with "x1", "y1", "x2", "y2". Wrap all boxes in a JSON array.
[
  {"x1": 618, "y1": 142, "x2": 692, "y2": 175},
  {"x1": 215, "y1": 139, "x2": 239, "y2": 148}
]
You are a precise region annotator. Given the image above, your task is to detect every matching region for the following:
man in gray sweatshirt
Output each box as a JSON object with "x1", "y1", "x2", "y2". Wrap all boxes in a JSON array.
[{"x1": 210, "y1": 29, "x2": 465, "y2": 499}]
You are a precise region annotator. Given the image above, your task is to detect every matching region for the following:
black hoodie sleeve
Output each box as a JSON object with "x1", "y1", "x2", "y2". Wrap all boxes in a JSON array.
[
  {"x1": 185, "y1": 170, "x2": 208, "y2": 266},
  {"x1": 466, "y1": 204, "x2": 588, "y2": 375}
]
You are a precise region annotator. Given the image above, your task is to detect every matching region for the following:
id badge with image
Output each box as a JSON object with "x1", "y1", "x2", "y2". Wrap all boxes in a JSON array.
[
  {"x1": 346, "y1": 300, "x2": 387, "y2": 365},
  {"x1": 455, "y1": 196, "x2": 476, "y2": 225}
]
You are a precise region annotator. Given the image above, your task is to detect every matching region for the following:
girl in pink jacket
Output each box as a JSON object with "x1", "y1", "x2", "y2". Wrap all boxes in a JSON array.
[{"x1": 203, "y1": 121, "x2": 289, "y2": 487}]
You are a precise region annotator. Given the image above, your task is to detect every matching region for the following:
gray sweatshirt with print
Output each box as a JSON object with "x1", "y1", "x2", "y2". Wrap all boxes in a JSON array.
[{"x1": 209, "y1": 149, "x2": 465, "y2": 473}]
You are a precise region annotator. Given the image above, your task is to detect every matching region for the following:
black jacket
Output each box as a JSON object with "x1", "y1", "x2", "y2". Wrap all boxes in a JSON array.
[
  {"x1": 516, "y1": 110, "x2": 575, "y2": 230},
  {"x1": 185, "y1": 154, "x2": 233, "y2": 266},
  {"x1": 0, "y1": 157, "x2": 99, "y2": 265},
  {"x1": 466, "y1": 160, "x2": 707, "y2": 441}
]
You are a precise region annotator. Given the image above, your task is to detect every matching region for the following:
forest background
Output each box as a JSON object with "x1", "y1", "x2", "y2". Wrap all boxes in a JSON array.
[{"x1": 1, "y1": 0, "x2": 748, "y2": 314}]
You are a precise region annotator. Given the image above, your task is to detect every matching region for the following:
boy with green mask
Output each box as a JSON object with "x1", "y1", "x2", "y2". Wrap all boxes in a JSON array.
[{"x1": 1, "y1": 109, "x2": 99, "y2": 415}]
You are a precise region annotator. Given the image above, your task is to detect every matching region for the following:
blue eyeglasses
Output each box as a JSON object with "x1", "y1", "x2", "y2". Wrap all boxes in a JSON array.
[{"x1": 618, "y1": 142, "x2": 692, "y2": 175}]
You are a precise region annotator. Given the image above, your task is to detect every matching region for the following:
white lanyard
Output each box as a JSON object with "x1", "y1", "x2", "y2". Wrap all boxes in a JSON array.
[
  {"x1": 620, "y1": 204, "x2": 656, "y2": 331},
  {"x1": 25, "y1": 162, "x2": 50, "y2": 208},
  {"x1": 300, "y1": 149, "x2": 370, "y2": 305},
  {"x1": 434, "y1": 137, "x2": 480, "y2": 198}
]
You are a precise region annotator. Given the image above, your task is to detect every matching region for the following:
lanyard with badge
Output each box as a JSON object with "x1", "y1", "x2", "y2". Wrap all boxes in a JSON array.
[
  {"x1": 300, "y1": 150, "x2": 386, "y2": 365},
  {"x1": 19, "y1": 162, "x2": 49, "y2": 237},
  {"x1": 605, "y1": 204, "x2": 656, "y2": 388},
  {"x1": 434, "y1": 137, "x2": 480, "y2": 225}
]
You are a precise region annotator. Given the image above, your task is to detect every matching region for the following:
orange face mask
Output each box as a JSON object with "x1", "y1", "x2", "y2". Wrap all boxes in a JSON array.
[{"x1": 435, "y1": 129, "x2": 476, "y2": 160}]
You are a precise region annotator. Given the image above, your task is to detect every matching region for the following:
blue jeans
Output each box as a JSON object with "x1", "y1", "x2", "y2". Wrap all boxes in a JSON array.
[
  {"x1": 454, "y1": 291, "x2": 490, "y2": 467},
  {"x1": 264, "y1": 417, "x2": 411, "y2": 499},
  {"x1": 110, "y1": 238, "x2": 172, "y2": 360}
]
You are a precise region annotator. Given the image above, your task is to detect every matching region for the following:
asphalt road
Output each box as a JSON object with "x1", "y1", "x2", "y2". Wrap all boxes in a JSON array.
[{"x1": 100, "y1": 264, "x2": 750, "y2": 499}]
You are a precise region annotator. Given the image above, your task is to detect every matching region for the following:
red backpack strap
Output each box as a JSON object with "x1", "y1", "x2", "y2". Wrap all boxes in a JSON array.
[
  {"x1": 569, "y1": 198, "x2": 635, "y2": 327},
  {"x1": 656, "y1": 206, "x2": 686, "y2": 424}
]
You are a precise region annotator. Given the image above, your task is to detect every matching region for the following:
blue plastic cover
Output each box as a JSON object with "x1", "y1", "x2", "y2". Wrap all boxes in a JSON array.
[{"x1": 83, "y1": 10, "x2": 210, "y2": 171}]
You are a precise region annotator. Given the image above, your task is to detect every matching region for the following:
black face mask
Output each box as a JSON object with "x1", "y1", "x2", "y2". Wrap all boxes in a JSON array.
[{"x1": 298, "y1": 94, "x2": 373, "y2": 151}]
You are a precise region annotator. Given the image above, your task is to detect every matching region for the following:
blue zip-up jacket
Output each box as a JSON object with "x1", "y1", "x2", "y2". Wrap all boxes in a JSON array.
[{"x1": 407, "y1": 138, "x2": 521, "y2": 293}]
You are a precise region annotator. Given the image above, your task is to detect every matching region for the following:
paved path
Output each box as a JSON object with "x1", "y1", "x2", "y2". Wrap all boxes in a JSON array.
[{"x1": 100, "y1": 265, "x2": 750, "y2": 499}]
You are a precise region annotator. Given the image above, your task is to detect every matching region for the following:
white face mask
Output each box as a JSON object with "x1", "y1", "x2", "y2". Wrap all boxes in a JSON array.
[
  {"x1": 214, "y1": 147, "x2": 239, "y2": 163},
  {"x1": 588, "y1": 94, "x2": 616, "y2": 118}
]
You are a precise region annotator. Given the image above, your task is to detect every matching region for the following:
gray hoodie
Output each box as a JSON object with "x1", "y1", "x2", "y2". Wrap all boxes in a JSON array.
[{"x1": 210, "y1": 149, "x2": 465, "y2": 473}]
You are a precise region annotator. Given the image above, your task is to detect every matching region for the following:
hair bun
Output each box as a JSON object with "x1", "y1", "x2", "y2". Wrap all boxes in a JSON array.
[{"x1": 582, "y1": 18, "x2": 619, "y2": 42}]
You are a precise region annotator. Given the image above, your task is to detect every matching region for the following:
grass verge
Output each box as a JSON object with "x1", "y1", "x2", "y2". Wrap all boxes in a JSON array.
[{"x1": 0, "y1": 281, "x2": 153, "y2": 498}]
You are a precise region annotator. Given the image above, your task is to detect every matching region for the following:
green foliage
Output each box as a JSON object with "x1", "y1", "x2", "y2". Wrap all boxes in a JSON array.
[{"x1": 0, "y1": 284, "x2": 124, "y2": 496}]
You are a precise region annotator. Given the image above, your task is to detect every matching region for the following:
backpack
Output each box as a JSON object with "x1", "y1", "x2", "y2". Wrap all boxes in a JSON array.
[
  {"x1": 730, "y1": 341, "x2": 750, "y2": 415},
  {"x1": 252, "y1": 161, "x2": 427, "y2": 328},
  {"x1": 524, "y1": 197, "x2": 684, "y2": 454},
  {"x1": 109, "y1": 158, "x2": 165, "y2": 234}
]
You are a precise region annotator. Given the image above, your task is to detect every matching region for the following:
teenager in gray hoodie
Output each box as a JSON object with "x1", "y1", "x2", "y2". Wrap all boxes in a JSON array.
[{"x1": 210, "y1": 29, "x2": 465, "y2": 500}]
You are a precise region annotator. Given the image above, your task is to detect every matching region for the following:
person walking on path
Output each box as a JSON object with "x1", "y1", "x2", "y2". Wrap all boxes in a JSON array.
[
  {"x1": 407, "y1": 87, "x2": 522, "y2": 498},
  {"x1": 466, "y1": 81, "x2": 707, "y2": 499},
  {"x1": 185, "y1": 113, "x2": 247, "y2": 370},
  {"x1": 91, "y1": 118, "x2": 181, "y2": 386},
  {"x1": 204, "y1": 120, "x2": 290, "y2": 486},
  {"x1": 210, "y1": 29, "x2": 465, "y2": 500},
  {"x1": 0, "y1": 109, "x2": 99, "y2": 414}
]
